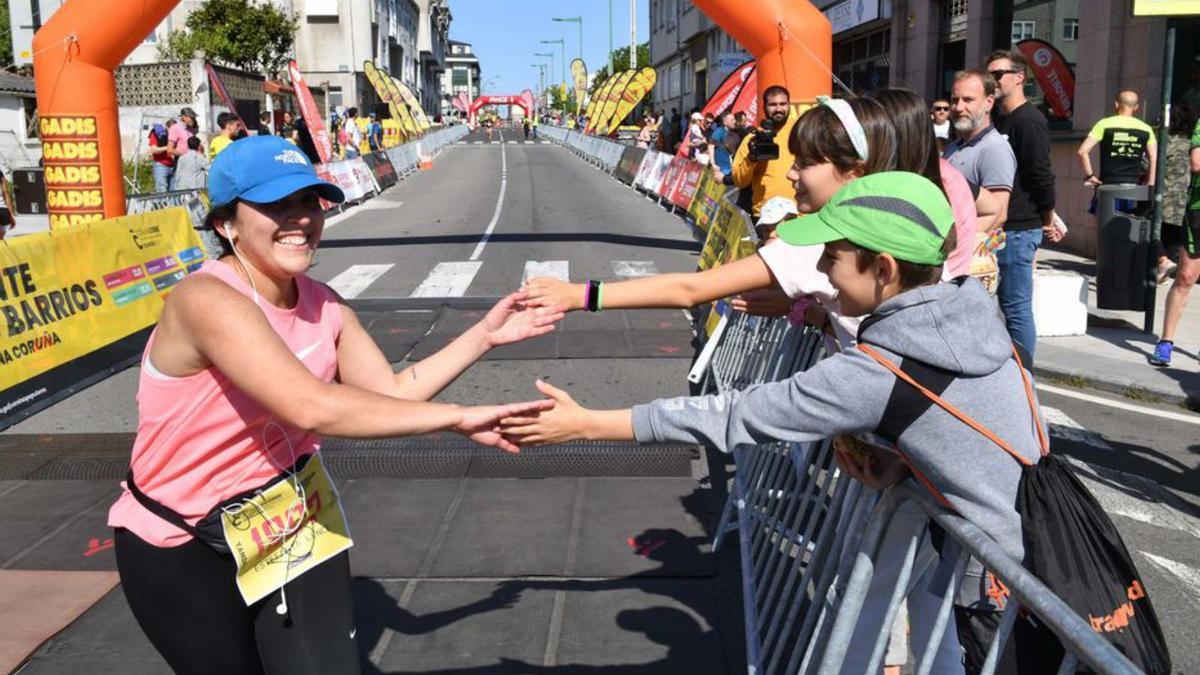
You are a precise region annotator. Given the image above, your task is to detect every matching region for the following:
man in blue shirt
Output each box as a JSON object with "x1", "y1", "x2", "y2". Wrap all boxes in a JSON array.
[
  {"x1": 711, "y1": 112, "x2": 736, "y2": 178},
  {"x1": 367, "y1": 113, "x2": 384, "y2": 153}
]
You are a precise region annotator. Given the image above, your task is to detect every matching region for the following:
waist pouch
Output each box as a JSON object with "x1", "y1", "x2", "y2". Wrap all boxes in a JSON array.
[{"x1": 125, "y1": 454, "x2": 312, "y2": 556}]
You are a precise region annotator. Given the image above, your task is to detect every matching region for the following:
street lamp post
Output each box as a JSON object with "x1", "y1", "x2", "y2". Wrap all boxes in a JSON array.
[
  {"x1": 540, "y1": 38, "x2": 566, "y2": 91},
  {"x1": 552, "y1": 17, "x2": 583, "y2": 115},
  {"x1": 535, "y1": 51, "x2": 556, "y2": 110},
  {"x1": 530, "y1": 64, "x2": 546, "y2": 112}
]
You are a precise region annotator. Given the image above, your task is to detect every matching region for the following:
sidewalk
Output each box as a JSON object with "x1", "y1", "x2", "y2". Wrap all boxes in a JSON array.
[{"x1": 1034, "y1": 247, "x2": 1200, "y2": 407}]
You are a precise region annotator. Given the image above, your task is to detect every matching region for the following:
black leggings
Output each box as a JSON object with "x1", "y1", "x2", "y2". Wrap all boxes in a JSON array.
[{"x1": 114, "y1": 527, "x2": 360, "y2": 675}]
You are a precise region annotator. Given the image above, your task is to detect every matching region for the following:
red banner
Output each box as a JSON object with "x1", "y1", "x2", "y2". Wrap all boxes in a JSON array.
[
  {"x1": 205, "y1": 64, "x2": 247, "y2": 132},
  {"x1": 669, "y1": 160, "x2": 705, "y2": 209},
  {"x1": 287, "y1": 60, "x2": 332, "y2": 164},
  {"x1": 731, "y1": 68, "x2": 760, "y2": 120},
  {"x1": 1016, "y1": 39, "x2": 1075, "y2": 120},
  {"x1": 702, "y1": 61, "x2": 756, "y2": 117}
]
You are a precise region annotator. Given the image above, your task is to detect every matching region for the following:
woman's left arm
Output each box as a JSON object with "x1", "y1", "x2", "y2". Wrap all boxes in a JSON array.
[{"x1": 335, "y1": 291, "x2": 563, "y2": 401}]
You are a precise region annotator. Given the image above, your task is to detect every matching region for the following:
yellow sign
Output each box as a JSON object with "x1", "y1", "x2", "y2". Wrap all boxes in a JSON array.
[
  {"x1": 220, "y1": 453, "x2": 353, "y2": 604},
  {"x1": 363, "y1": 61, "x2": 416, "y2": 141},
  {"x1": 0, "y1": 207, "x2": 203, "y2": 391},
  {"x1": 602, "y1": 67, "x2": 658, "y2": 136},
  {"x1": 697, "y1": 200, "x2": 756, "y2": 336},
  {"x1": 1132, "y1": 0, "x2": 1200, "y2": 16},
  {"x1": 40, "y1": 114, "x2": 105, "y2": 230},
  {"x1": 595, "y1": 70, "x2": 637, "y2": 135}
]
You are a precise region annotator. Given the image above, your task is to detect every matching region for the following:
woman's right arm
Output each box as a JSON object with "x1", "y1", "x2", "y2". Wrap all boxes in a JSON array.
[
  {"x1": 523, "y1": 254, "x2": 775, "y2": 312},
  {"x1": 156, "y1": 276, "x2": 549, "y2": 448}
]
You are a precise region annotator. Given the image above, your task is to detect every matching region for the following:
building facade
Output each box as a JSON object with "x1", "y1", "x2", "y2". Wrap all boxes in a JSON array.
[
  {"x1": 648, "y1": 0, "x2": 751, "y2": 117},
  {"x1": 441, "y1": 40, "x2": 482, "y2": 119},
  {"x1": 414, "y1": 0, "x2": 452, "y2": 119}
]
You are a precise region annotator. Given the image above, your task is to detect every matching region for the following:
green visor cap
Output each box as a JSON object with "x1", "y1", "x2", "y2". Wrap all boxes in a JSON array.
[{"x1": 776, "y1": 172, "x2": 955, "y2": 266}]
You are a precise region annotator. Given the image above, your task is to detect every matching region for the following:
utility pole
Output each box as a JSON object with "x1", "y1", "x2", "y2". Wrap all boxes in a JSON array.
[
  {"x1": 609, "y1": 0, "x2": 614, "y2": 76},
  {"x1": 629, "y1": 0, "x2": 637, "y2": 69}
]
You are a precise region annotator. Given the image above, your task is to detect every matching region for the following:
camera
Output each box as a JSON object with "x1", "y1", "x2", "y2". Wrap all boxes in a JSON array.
[{"x1": 747, "y1": 118, "x2": 780, "y2": 162}]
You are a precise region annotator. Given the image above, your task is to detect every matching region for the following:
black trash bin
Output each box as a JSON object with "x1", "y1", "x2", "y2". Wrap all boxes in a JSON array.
[{"x1": 1095, "y1": 184, "x2": 1152, "y2": 311}]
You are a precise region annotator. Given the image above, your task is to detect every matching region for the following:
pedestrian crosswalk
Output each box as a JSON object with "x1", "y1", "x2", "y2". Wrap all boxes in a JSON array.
[
  {"x1": 460, "y1": 140, "x2": 548, "y2": 145},
  {"x1": 323, "y1": 260, "x2": 662, "y2": 299}
]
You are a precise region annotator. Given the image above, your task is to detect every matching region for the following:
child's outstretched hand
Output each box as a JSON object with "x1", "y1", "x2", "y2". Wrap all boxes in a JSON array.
[
  {"x1": 499, "y1": 380, "x2": 588, "y2": 446},
  {"x1": 479, "y1": 291, "x2": 565, "y2": 348},
  {"x1": 522, "y1": 277, "x2": 584, "y2": 312},
  {"x1": 455, "y1": 399, "x2": 555, "y2": 454}
]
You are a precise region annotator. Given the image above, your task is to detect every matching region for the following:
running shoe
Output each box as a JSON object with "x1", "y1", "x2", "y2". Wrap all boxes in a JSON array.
[
  {"x1": 1148, "y1": 340, "x2": 1173, "y2": 367},
  {"x1": 1156, "y1": 259, "x2": 1178, "y2": 285}
]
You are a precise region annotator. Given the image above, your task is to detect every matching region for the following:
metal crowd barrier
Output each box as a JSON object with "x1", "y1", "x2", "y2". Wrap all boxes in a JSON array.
[
  {"x1": 696, "y1": 308, "x2": 1142, "y2": 674},
  {"x1": 542, "y1": 126, "x2": 627, "y2": 173},
  {"x1": 385, "y1": 124, "x2": 469, "y2": 176}
]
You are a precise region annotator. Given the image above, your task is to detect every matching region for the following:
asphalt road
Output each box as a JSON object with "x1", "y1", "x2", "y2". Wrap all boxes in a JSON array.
[{"x1": 7, "y1": 130, "x2": 1200, "y2": 672}]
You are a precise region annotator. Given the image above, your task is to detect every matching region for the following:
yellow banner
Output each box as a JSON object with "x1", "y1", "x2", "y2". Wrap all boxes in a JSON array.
[
  {"x1": 602, "y1": 67, "x2": 657, "y2": 136},
  {"x1": 362, "y1": 62, "x2": 414, "y2": 142},
  {"x1": 584, "y1": 75, "x2": 619, "y2": 133},
  {"x1": 697, "y1": 199, "x2": 755, "y2": 336},
  {"x1": 391, "y1": 77, "x2": 432, "y2": 132},
  {"x1": 0, "y1": 207, "x2": 203, "y2": 391},
  {"x1": 40, "y1": 114, "x2": 105, "y2": 230},
  {"x1": 594, "y1": 70, "x2": 637, "y2": 135},
  {"x1": 570, "y1": 58, "x2": 588, "y2": 114}
]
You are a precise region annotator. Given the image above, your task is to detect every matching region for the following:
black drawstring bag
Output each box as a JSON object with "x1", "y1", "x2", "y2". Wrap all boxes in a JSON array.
[{"x1": 859, "y1": 344, "x2": 1172, "y2": 674}]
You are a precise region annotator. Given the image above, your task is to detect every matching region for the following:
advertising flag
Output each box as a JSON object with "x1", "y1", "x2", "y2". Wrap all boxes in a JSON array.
[
  {"x1": 570, "y1": 58, "x2": 589, "y2": 114},
  {"x1": 392, "y1": 77, "x2": 432, "y2": 131},
  {"x1": 288, "y1": 60, "x2": 333, "y2": 164},
  {"x1": 701, "y1": 60, "x2": 756, "y2": 118},
  {"x1": 584, "y1": 75, "x2": 619, "y2": 133},
  {"x1": 602, "y1": 67, "x2": 658, "y2": 135},
  {"x1": 363, "y1": 61, "x2": 414, "y2": 141},
  {"x1": 594, "y1": 69, "x2": 637, "y2": 135},
  {"x1": 1016, "y1": 39, "x2": 1076, "y2": 120},
  {"x1": 205, "y1": 64, "x2": 248, "y2": 132}
]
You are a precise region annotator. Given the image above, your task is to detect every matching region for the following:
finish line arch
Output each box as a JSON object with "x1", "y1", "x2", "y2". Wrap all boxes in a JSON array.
[{"x1": 468, "y1": 95, "x2": 532, "y2": 126}]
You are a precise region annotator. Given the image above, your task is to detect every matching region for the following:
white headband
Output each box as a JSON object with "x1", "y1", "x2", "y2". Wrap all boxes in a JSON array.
[{"x1": 818, "y1": 96, "x2": 869, "y2": 162}]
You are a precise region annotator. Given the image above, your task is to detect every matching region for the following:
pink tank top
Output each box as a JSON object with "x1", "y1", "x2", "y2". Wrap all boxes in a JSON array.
[
  {"x1": 939, "y1": 158, "x2": 979, "y2": 280},
  {"x1": 108, "y1": 260, "x2": 343, "y2": 547}
]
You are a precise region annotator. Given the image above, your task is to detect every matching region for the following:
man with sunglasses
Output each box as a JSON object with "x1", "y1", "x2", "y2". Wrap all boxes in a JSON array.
[
  {"x1": 986, "y1": 49, "x2": 1060, "y2": 362},
  {"x1": 930, "y1": 98, "x2": 952, "y2": 143}
]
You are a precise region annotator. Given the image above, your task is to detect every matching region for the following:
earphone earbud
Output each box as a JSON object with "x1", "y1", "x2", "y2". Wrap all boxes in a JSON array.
[{"x1": 276, "y1": 590, "x2": 288, "y2": 615}]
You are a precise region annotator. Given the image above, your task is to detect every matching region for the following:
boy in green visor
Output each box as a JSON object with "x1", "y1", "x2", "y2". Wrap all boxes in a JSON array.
[{"x1": 502, "y1": 171, "x2": 1050, "y2": 673}]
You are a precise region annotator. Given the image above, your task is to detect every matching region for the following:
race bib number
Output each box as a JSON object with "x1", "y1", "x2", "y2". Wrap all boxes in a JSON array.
[{"x1": 220, "y1": 454, "x2": 353, "y2": 605}]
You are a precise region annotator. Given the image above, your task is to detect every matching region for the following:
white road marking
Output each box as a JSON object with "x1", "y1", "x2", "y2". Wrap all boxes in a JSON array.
[
  {"x1": 522, "y1": 260, "x2": 569, "y2": 284},
  {"x1": 411, "y1": 261, "x2": 483, "y2": 297},
  {"x1": 1141, "y1": 553, "x2": 1200, "y2": 605},
  {"x1": 469, "y1": 138, "x2": 507, "y2": 261},
  {"x1": 1065, "y1": 457, "x2": 1200, "y2": 541},
  {"x1": 327, "y1": 264, "x2": 394, "y2": 299},
  {"x1": 612, "y1": 260, "x2": 659, "y2": 278},
  {"x1": 1040, "y1": 406, "x2": 1112, "y2": 451},
  {"x1": 1036, "y1": 382, "x2": 1200, "y2": 425}
]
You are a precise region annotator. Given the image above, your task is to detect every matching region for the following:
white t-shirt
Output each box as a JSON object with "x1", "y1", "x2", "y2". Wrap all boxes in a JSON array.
[
  {"x1": 757, "y1": 238, "x2": 861, "y2": 349},
  {"x1": 933, "y1": 120, "x2": 951, "y2": 140}
]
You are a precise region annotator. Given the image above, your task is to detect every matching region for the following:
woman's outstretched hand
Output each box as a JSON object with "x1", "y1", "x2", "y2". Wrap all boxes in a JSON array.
[
  {"x1": 522, "y1": 277, "x2": 584, "y2": 312},
  {"x1": 498, "y1": 379, "x2": 587, "y2": 446},
  {"x1": 455, "y1": 399, "x2": 556, "y2": 454},
  {"x1": 480, "y1": 291, "x2": 565, "y2": 348}
]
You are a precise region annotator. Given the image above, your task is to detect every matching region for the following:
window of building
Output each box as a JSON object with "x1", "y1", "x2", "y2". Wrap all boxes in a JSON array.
[
  {"x1": 23, "y1": 98, "x2": 38, "y2": 140},
  {"x1": 668, "y1": 62, "x2": 681, "y2": 98},
  {"x1": 452, "y1": 67, "x2": 468, "y2": 87},
  {"x1": 1062, "y1": 18, "x2": 1078, "y2": 41},
  {"x1": 328, "y1": 86, "x2": 343, "y2": 110},
  {"x1": 681, "y1": 58, "x2": 691, "y2": 94},
  {"x1": 1011, "y1": 20, "x2": 1036, "y2": 42}
]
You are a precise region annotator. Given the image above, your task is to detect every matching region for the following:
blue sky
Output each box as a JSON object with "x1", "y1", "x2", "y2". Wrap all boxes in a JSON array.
[{"x1": 447, "y1": 0, "x2": 651, "y2": 96}]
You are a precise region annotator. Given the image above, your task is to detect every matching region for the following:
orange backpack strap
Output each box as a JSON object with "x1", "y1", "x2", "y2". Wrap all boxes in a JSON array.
[
  {"x1": 857, "y1": 344, "x2": 1035, "y2": 468},
  {"x1": 1008, "y1": 346, "x2": 1050, "y2": 457}
]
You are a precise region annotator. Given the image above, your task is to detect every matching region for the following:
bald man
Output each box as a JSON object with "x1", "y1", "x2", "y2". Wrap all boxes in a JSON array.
[{"x1": 1078, "y1": 91, "x2": 1173, "y2": 280}]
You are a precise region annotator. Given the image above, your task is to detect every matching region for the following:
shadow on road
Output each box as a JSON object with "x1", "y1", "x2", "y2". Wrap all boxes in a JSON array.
[{"x1": 319, "y1": 232, "x2": 702, "y2": 253}]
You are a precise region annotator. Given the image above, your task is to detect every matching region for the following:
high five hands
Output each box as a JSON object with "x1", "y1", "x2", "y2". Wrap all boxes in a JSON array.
[
  {"x1": 478, "y1": 291, "x2": 566, "y2": 347},
  {"x1": 498, "y1": 379, "x2": 588, "y2": 446}
]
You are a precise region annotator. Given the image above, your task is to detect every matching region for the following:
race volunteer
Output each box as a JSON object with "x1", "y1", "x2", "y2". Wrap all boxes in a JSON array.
[
  {"x1": 107, "y1": 135, "x2": 560, "y2": 674},
  {"x1": 731, "y1": 85, "x2": 800, "y2": 218}
]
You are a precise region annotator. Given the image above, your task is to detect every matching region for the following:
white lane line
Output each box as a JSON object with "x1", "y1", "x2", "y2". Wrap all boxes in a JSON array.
[
  {"x1": 1141, "y1": 553, "x2": 1200, "y2": 605},
  {"x1": 1065, "y1": 457, "x2": 1200, "y2": 541},
  {"x1": 1036, "y1": 382, "x2": 1200, "y2": 425},
  {"x1": 327, "y1": 264, "x2": 394, "y2": 299},
  {"x1": 612, "y1": 260, "x2": 659, "y2": 278},
  {"x1": 468, "y1": 138, "x2": 507, "y2": 261},
  {"x1": 1040, "y1": 406, "x2": 1112, "y2": 451},
  {"x1": 522, "y1": 260, "x2": 569, "y2": 284},
  {"x1": 411, "y1": 261, "x2": 483, "y2": 297}
]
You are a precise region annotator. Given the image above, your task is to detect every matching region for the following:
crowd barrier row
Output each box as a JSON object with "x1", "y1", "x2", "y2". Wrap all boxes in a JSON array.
[{"x1": 538, "y1": 125, "x2": 1147, "y2": 674}]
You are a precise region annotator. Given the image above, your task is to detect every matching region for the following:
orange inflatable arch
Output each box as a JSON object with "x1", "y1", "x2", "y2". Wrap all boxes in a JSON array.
[
  {"x1": 693, "y1": 0, "x2": 832, "y2": 117},
  {"x1": 33, "y1": 0, "x2": 180, "y2": 228}
]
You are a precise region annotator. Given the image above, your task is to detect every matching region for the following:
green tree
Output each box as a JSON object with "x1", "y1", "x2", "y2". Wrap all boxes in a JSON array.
[
  {"x1": 548, "y1": 83, "x2": 573, "y2": 113},
  {"x1": 588, "y1": 42, "x2": 651, "y2": 98},
  {"x1": 0, "y1": 0, "x2": 13, "y2": 70},
  {"x1": 158, "y1": 0, "x2": 297, "y2": 75}
]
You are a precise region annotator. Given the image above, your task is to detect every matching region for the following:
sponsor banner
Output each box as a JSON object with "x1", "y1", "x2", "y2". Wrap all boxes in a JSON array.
[
  {"x1": 1016, "y1": 39, "x2": 1076, "y2": 120},
  {"x1": 363, "y1": 61, "x2": 415, "y2": 141},
  {"x1": 687, "y1": 167, "x2": 724, "y2": 231},
  {"x1": 614, "y1": 146, "x2": 648, "y2": 185},
  {"x1": 602, "y1": 67, "x2": 658, "y2": 136},
  {"x1": 657, "y1": 157, "x2": 688, "y2": 200},
  {"x1": 642, "y1": 152, "x2": 673, "y2": 194},
  {"x1": 391, "y1": 77, "x2": 431, "y2": 131},
  {"x1": 362, "y1": 151, "x2": 398, "y2": 192},
  {"x1": 316, "y1": 159, "x2": 374, "y2": 203},
  {"x1": 702, "y1": 61, "x2": 756, "y2": 118},
  {"x1": 585, "y1": 74, "x2": 622, "y2": 134},
  {"x1": 205, "y1": 64, "x2": 248, "y2": 132},
  {"x1": 823, "y1": 0, "x2": 881, "y2": 34},
  {"x1": 633, "y1": 149, "x2": 659, "y2": 189},
  {"x1": 40, "y1": 114, "x2": 104, "y2": 230},
  {"x1": 595, "y1": 70, "x2": 637, "y2": 136},
  {"x1": 0, "y1": 208, "x2": 203, "y2": 427},
  {"x1": 731, "y1": 69, "x2": 760, "y2": 120},
  {"x1": 698, "y1": 199, "x2": 754, "y2": 271},
  {"x1": 127, "y1": 189, "x2": 208, "y2": 228},
  {"x1": 570, "y1": 59, "x2": 588, "y2": 114},
  {"x1": 288, "y1": 61, "x2": 333, "y2": 164},
  {"x1": 669, "y1": 160, "x2": 705, "y2": 210}
]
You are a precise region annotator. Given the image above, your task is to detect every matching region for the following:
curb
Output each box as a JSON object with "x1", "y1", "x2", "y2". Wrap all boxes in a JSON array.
[{"x1": 1032, "y1": 362, "x2": 1200, "y2": 411}]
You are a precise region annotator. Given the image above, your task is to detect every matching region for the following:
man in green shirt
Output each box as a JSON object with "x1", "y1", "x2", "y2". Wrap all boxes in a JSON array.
[{"x1": 1149, "y1": 117, "x2": 1200, "y2": 366}]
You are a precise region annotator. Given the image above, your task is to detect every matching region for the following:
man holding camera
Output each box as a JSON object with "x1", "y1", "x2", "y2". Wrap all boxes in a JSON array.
[{"x1": 731, "y1": 86, "x2": 798, "y2": 218}]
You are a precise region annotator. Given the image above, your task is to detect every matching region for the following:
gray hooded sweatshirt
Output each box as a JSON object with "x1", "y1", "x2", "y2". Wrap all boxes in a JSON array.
[{"x1": 632, "y1": 277, "x2": 1047, "y2": 565}]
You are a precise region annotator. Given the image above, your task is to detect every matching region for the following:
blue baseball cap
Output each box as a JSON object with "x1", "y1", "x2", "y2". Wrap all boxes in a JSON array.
[{"x1": 208, "y1": 134, "x2": 344, "y2": 208}]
